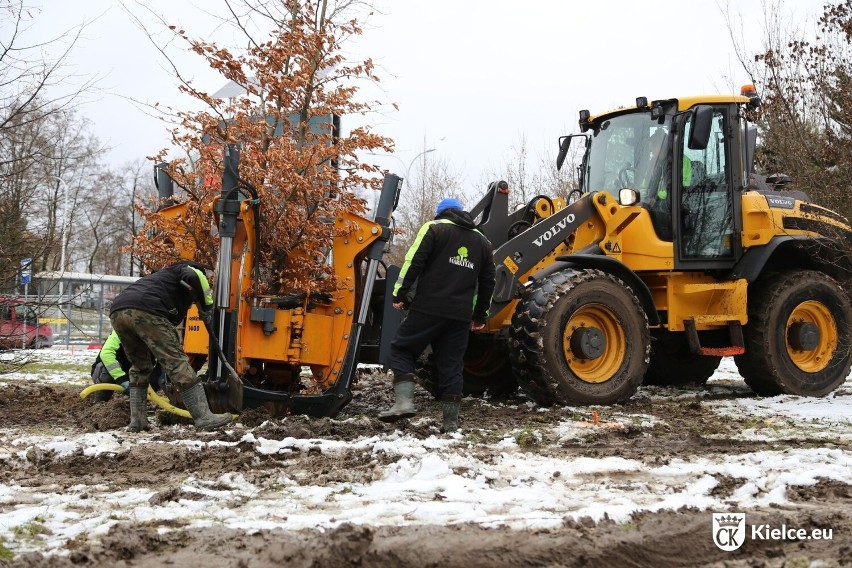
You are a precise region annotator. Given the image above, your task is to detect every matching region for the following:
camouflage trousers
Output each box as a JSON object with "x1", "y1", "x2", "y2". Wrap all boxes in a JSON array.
[{"x1": 109, "y1": 308, "x2": 199, "y2": 391}]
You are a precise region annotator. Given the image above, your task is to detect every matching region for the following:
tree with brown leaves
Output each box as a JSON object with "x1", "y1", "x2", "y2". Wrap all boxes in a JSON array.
[
  {"x1": 731, "y1": 0, "x2": 852, "y2": 220},
  {"x1": 135, "y1": 0, "x2": 393, "y2": 296}
]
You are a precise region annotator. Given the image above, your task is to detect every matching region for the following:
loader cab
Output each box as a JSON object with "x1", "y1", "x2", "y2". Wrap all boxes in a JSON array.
[{"x1": 570, "y1": 97, "x2": 745, "y2": 270}]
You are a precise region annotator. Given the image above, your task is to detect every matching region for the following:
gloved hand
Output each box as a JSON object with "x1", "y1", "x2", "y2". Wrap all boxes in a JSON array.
[
  {"x1": 200, "y1": 308, "x2": 214, "y2": 329},
  {"x1": 120, "y1": 380, "x2": 130, "y2": 393}
]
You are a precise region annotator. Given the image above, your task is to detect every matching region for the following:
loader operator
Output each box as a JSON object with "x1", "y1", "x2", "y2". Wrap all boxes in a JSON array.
[
  {"x1": 379, "y1": 197, "x2": 496, "y2": 433},
  {"x1": 89, "y1": 329, "x2": 165, "y2": 402},
  {"x1": 638, "y1": 127, "x2": 691, "y2": 205},
  {"x1": 109, "y1": 261, "x2": 231, "y2": 432}
]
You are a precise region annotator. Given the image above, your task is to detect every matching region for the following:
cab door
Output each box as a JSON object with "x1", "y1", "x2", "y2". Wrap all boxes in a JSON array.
[{"x1": 674, "y1": 105, "x2": 743, "y2": 270}]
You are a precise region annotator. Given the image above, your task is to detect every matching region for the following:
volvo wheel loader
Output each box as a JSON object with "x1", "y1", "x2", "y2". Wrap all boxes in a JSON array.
[
  {"x1": 441, "y1": 86, "x2": 851, "y2": 407},
  {"x1": 158, "y1": 86, "x2": 851, "y2": 418}
]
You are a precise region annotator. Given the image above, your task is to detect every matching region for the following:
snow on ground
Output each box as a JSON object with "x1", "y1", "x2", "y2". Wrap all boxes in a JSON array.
[{"x1": 1, "y1": 349, "x2": 851, "y2": 556}]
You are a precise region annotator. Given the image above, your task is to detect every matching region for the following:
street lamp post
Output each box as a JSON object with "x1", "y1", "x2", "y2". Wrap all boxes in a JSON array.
[
  {"x1": 372, "y1": 148, "x2": 436, "y2": 185},
  {"x1": 53, "y1": 176, "x2": 70, "y2": 275},
  {"x1": 366, "y1": 148, "x2": 437, "y2": 214},
  {"x1": 53, "y1": 176, "x2": 70, "y2": 306},
  {"x1": 401, "y1": 148, "x2": 436, "y2": 184}
]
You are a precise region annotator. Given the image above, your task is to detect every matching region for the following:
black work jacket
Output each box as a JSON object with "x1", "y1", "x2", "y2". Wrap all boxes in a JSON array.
[
  {"x1": 394, "y1": 209, "x2": 496, "y2": 323},
  {"x1": 110, "y1": 262, "x2": 210, "y2": 325}
]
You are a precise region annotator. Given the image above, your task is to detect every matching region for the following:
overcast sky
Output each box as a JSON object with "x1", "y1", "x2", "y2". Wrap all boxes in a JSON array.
[{"x1": 29, "y1": 0, "x2": 826, "y2": 194}]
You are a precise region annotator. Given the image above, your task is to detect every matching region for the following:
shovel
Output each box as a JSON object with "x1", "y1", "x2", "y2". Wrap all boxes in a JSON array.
[{"x1": 201, "y1": 315, "x2": 244, "y2": 413}]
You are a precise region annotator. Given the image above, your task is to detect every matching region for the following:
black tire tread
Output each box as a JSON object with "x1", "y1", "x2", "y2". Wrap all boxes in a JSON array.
[
  {"x1": 735, "y1": 270, "x2": 852, "y2": 396},
  {"x1": 509, "y1": 268, "x2": 649, "y2": 406}
]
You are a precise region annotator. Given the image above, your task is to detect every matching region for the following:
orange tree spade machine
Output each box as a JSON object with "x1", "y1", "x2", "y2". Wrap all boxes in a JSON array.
[
  {"x1": 160, "y1": 87, "x2": 852, "y2": 418},
  {"x1": 155, "y1": 145, "x2": 405, "y2": 418}
]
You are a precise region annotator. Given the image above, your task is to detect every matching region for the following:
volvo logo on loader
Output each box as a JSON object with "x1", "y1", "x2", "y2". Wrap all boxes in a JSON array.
[{"x1": 533, "y1": 214, "x2": 576, "y2": 247}]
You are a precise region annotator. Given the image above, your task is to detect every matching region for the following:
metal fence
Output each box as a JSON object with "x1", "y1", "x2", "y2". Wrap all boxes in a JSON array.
[{"x1": 31, "y1": 272, "x2": 139, "y2": 347}]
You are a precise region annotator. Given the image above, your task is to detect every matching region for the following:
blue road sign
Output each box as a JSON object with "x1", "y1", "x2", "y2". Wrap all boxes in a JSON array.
[{"x1": 21, "y1": 257, "x2": 32, "y2": 285}]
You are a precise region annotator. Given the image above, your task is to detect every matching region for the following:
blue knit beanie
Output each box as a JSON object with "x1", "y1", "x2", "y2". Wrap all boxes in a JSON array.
[{"x1": 435, "y1": 197, "x2": 463, "y2": 216}]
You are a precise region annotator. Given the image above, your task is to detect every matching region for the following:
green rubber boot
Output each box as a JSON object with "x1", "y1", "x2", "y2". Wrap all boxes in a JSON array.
[
  {"x1": 128, "y1": 386, "x2": 150, "y2": 432},
  {"x1": 181, "y1": 383, "x2": 231, "y2": 431},
  {"x1": 378, "y1": 374, "x2": 417, "y2": 422},
  {"x1": 441, "y1": 394, "x2": 461, "y2": 433}
]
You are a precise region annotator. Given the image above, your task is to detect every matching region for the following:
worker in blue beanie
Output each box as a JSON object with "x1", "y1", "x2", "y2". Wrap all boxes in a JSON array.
[{"x1": 379, "y1": 197, "x2": 496, "y2": 433}]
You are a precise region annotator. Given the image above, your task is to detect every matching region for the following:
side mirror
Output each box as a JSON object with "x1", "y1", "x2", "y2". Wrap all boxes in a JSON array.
[
  {"x1": 556, "y1": 136, "x2": 571, "y2": 171},
  {"x1": 688, "y1": 105, "x2": 713, "y2": 150}
]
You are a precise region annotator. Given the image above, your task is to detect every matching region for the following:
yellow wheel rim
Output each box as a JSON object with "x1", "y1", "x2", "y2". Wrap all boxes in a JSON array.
[
  {"x1": 786, "y1": 300, "x2": 837, "y2": 373},
  {"x1": 562, "y1": 303, "x2": 625, "y2": 383}
]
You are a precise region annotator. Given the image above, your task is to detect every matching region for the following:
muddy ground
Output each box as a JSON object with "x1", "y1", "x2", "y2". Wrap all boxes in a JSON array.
[{"x1": 1, "y1": 367, "x2": 851, "y2": 567}]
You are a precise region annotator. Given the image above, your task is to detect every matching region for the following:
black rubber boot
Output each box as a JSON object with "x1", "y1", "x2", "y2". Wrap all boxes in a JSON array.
[
  {"x1": 181, "y1": 383, "x2": 231, "y2": 431},
  {"x1": 378, "y1": 374, "x2": 417, "y2": 422},
  {"x1": 91, "y1": 363, "x2": 114, "y2": 403},
  {"x1": 128, "y1": 386, "x2": 150, "y2": 432},
  {"x1": 91, "y1": 385, "x2": 113, "y2": 403},
  {"x1": 441, "y1": 394, "x2": 462, "y2": 433}
]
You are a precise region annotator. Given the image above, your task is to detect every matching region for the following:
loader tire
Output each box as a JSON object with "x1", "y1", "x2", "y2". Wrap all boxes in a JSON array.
[
  {"x1": 644, "y1": 329, "x2": 721, "y2": 386},
  {"x1": 415, "y1": 334, "x2": 518, "y2": 399},
  {"x1": 735, "y1": 270, "x2": 852, "y2": 397},
  {"x1": 509, "y1": 269, "x2": 649, "y2": 406}
]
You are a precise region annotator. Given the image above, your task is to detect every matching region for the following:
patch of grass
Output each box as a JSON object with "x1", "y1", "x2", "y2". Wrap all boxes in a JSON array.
[
  {"x1": 738, "y1": 417, "x2": 766, "y2": 430},
  {"x1": 514, "y1": 427, "x2": 542, "y2": 449},
  {"x1": 332, "y1": 423, "x2": 359, "y2": 437},
  {"x1": 527, "y1": 412, "x2": 558, "y2": 424},
  {"x1": 20, "y1": 360, "x2": 90, "y2": 376},
  {"x1": 463, "y1": 430, "x2": 504, "y2": 445},
  {"x1": 698, "y1": 422, "x2": 727, "y2": 436},
  {"x1": 11, "y1": 520, "x2": 51, "y2": 541},
  {"x1": 0, "y1": 538, "x2": 13, "y2": 562},
  {"x1": 579, "y1": 431, "x2": 601, "y2": 444}
]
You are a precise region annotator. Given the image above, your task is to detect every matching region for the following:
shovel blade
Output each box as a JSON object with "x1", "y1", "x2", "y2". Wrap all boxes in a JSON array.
[{"x1": 227, "y1": 371, "x2": 243, "y2": 413}]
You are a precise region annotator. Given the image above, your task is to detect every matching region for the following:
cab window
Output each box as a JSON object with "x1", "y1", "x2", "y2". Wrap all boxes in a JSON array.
[{"x1": 680, "y1": 110, "x2": 734, "y2": 259}]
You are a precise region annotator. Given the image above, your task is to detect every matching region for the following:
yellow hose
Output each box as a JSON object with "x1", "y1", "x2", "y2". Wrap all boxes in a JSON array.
[
  {"x1": 146, "y1": 386, "x2": 192, "y2": 419},
  {"x1": 79, "y1": 383, "x2": 125, "y2": 398},
  {"x1": 80, "y1": 383, "x2": 235, "y2": 420}
]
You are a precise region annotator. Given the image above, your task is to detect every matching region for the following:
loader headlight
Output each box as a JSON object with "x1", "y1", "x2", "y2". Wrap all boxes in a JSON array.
[{"x1": 618, "y1": 188, "x2": 640, "y2": 206}]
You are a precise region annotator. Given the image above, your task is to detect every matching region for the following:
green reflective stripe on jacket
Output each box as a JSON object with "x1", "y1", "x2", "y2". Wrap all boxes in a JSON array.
[
  {"x1": 105, "y1": 362, "x2": 123, "y2": 373},
  {"x1": 394, "y1": 218, "x2": 487, "y2": 298},
  {"x1": 100, "y1": 330, "x2": 126, "y2": 380},
  {"x1": 190, "y1": 267, "x2": 214, "y2": 307},
  {"x1": 394, "y1": 220, "x2": 437, "y2": 297}
]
